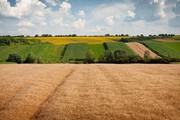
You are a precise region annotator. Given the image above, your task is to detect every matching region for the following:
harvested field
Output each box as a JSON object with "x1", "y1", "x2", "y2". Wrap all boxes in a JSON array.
[
  {"x1": 154, "y1": 39, "x2": 180, "y2": 42},
  {"x1": 126, "y1": 42, "x2": 159, "y2": 58},
  {"x1": 0, "y1": 64, "x2": 180, "y2": 120}
]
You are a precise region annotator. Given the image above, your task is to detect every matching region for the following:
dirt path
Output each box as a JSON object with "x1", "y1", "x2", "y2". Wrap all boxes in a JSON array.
[
  {"x1": 0, "y1": 64, "x2": 180, "y2": 120},
  {"x1": 126, "y1": 42, "x2": 159, "y2": 58}
]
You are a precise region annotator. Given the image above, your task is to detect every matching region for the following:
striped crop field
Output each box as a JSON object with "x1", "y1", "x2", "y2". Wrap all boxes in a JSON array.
[
  {"x1": 141, "y1": 41, "x2": 180, "y2": 58},
  {"x1": 104, "y1": 42, "x2": 136, "y2": 55},
  {"x1": 60, "y1": 43, "x2": 89, "y2": 62},
  {"x1": 28, "y1": 37, "x2": 125, "y2": 44},
  {"x1": 88, "y1": 44, "x2": 105, "y2": 61}
]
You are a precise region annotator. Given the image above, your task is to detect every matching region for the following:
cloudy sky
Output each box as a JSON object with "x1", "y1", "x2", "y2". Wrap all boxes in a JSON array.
[{"x1": 0, "y1": 0, "x2": 180, "y2": 36}]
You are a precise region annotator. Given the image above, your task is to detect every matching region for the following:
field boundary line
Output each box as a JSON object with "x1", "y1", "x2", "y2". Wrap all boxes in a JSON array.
[{"x1": 31, "y1": 68, "x2": 75, "y2": 119}]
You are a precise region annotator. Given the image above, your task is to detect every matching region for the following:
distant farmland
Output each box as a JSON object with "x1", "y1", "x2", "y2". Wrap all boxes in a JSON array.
[
  {"x1": 0, "y1": 44, "x2": 64, "y2": 63},
  {"x1": 89, "y1": 44, "x2": 105, "y2": 61},
  {"x1": 0, "y1": 36, "x2": 180, "y2": 63},
  {"x1": 60, "y1": 43, "x2": 89, "y2": 62},
  {"x1": 28, "y1": 36, "x2": 124, "y2": 44},
  {"x1": 104, "y1": 42, "x2": 136, "y2": 56},
  {"x1": 141, "y1": 41, "x2": 180, "y2": 58}
]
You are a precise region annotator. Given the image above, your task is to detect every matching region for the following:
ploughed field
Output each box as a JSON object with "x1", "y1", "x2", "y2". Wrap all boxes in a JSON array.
[
  {"x1": 0, "y1": 64, "x2": 180, "y2": 120},
  {"x1": 126, "y1": 42, "x2": 160, "y2": 58}
]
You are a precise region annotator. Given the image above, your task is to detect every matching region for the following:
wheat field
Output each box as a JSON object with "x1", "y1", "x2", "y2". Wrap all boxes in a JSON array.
[{"x1": 0, "y1": 64, "x2": 179, "y2": 120}]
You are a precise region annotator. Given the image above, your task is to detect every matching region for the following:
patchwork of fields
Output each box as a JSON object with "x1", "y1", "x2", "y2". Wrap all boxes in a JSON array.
[
  {"x1": 0, "y1": 37, "x2": 180, "y2": 119},
  {"x1": 0, "y1": 64, "x2": 179, "y2": 120},
  {"x1": 0, "y1": 36, "x2": 180, "y2": 63}
]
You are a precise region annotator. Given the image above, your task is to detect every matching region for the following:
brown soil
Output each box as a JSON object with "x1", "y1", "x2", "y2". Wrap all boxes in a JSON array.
[
  {"x1": 126, "y1": 42, "x2": 160, "y2": 58},
  {"x1": 0, "y1": 64, "x2": 180, "y2": 120},
  {"x1": 154, "y1": 39, "x2": 180, "y2": 42}
]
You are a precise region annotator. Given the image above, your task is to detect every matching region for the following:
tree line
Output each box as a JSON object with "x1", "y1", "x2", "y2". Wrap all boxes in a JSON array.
[{"x1": 85, "y1": 49, "x2": 180, "y2": 64}]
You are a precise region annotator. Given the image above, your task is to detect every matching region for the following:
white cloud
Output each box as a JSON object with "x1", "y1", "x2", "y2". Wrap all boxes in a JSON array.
[
  {"x1": 154, "y1": 0, "x2": 159, "y2": 3},
  {"x1": 0, "y1": 0, "x2": 46, "y2": 19},
  {"x1": 18, "y1": 28, "x2": 31, "y2": 34},
  {"x1": 72, "y1": 19, "x2": 86, "y2": 28},
  {"x1": 151, "y1": 0, "x2": 166, "y2": 18},
  {"x1": 51, "y1": 17, "x2": 64, "y2": 26},
  {"x1": 59, "y1": 1, "x2": 71, "y2": 13},
  {"x1": 17, "y1": 20, "x2": 34, "y2": 27},
  {"x1": 158, "y1": 0, "x2": 166, "y2": 18},
  {"x1": 77, "y1": 10, "x2": 86, "y2": 17},
  {"x1": 91, "y1": 3, "x2": 134, "y2": 27},
  {"x1": 127, "y1": 10, "x2": 136, "y2": 18},
  {"x1": 0, "y1": 21, "x2": 2, "y2": 24},
  {"x1": 105, "y1": 16, "x2": 114, "y2": 26},
  {"x1": 45, "y1": 0, "x2": 57, "y2": 6}
]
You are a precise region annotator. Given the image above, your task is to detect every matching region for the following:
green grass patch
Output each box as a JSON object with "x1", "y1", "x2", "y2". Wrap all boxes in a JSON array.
[
  {"x1": 88, "y1": 44, "x2": 105, "y2": 61},
  {"x1": 0, "y1": 44, "x2": 64, "y2": 63},
  {"x1": 60, "y1": 43, "x2": 89, "y2": 62},
  {"x1": 141, "y1": 41, "x2": 180, "y2": 58},
  {"x1": 104, "y1": 42, "x2": 136, "y2": 55}
]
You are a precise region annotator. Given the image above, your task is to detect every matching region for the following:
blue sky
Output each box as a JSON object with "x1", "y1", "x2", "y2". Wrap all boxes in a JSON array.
[{"x1": 0, "y1": 0, "x2": 180, "y2": 36}]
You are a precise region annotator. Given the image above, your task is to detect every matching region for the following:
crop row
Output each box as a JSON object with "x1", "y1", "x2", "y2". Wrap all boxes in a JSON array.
[{"x1": 141, "y1": 41, "x2": 180, "y2": 58}]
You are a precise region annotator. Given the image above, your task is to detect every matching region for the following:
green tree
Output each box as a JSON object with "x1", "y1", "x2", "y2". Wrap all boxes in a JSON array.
[
  {"x1": 144, "y1": 50, "x2": 151, "y2": 63},
  {"x1": 86, "y1": 50, "x2": 95, "y2": 63},
  {"x1": 114, "y1": 49, "x2": 128, "y2": 63},
  {"x1": 98, "y1": 50, "x2": 113, "y2": 63},
  {"x1": 6, "y1": 54, "x2": 21, "y2": 63},
  {"x1": 24, "y1": 52, "x2": 36, "y2": 63},
  {"x1": 37, "y1": 56, "x2": 44, "y2": 64}
]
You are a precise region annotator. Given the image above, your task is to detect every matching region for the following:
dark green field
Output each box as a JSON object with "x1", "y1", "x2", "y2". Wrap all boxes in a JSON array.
[
  {"x1": 60, "y1": 43, "x2": 89, "y2": 62},
  {"x1": 141, "y1": 41, "x2": 180, "y2": 58},
  {"x1": 88, "y1": 44, "x2": 105, "y2": 61},
  {"x1": 105, "y1": 42, "x2": 136, "y2": 55},
  {"x1": 0, "y1": 44, "x2": 64, "y2": 63}
]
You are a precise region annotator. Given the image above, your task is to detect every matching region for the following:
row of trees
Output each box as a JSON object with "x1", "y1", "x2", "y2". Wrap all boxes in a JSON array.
[
  {"x1": 0, "y1": 34, "x2": 176, "y2": 38},
  {"x1": 6, "y1": 50, "x2": 179, "y2": 64},
  {"x1": 0, "y1": 36, "x2": 45, "y2": 46},
  {"x1": 85, "y1": 49, "x2": 178, "y2": 64},
  {"x1": 120, "y1": 34, "x2": 175, "y2": 43},
  {"x1": 6, "y1": 52, "x2": 44, "y2": 64}
]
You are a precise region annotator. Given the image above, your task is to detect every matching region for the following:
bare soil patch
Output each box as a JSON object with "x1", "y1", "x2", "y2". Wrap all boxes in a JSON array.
[
  {"x1": 126, "y1": 42, "x2": 160, "y2": 58},
  {"x1": 0, "y1": 64, "x2": 180, "y2": 120}
]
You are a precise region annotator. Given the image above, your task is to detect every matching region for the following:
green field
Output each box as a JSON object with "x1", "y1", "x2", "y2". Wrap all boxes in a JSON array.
[
  {"x1": 0, "y1": 44, "x2": 64, "y2": 63},
  {"x1": 141, "y1": 41, "x2": 180, "y2": 58},
  {"x1": 60, "y1": 43, "x2": 89, "y2": 62},
  {"x1": 88, "y1": 44, "x2": 105, "y2": 61},
  {"x1": 172, "y1": 36, "x2": 180, "y2": 40},
  {"x1": 104, "y1": 42, "x2": 136, "y2": 55},
  {"x1": 162, "y1": 42, "x2": 180, "y2": 53}
]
